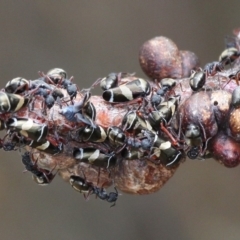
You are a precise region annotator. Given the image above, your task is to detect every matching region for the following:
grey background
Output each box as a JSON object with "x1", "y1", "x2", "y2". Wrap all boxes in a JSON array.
[{"x1": 0, "y1": 1, "x2": 239, "y2": 240}]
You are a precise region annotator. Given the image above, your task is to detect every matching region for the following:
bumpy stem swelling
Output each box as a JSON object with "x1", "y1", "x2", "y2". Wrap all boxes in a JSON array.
[{"x1": 1, "y1": 29, "x2": 240, "y2": 196}]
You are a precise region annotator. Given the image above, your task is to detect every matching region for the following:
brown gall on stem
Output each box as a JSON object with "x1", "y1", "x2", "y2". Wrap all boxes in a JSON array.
[
  {"x1": 139, "y1": 36, "x2": 182, "y2": 81},
  {"x1": 139, "y1": 36, "x2": 199, "y2": 81},
  {"x1": 177, "y1": 91, "x2": 218, "y2": 139},
  {"x1": 208, "y1": 131, "x2": 240, "y2": 168}
]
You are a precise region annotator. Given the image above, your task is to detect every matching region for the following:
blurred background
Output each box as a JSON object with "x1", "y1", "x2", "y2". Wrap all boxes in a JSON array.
[{"x1": 0, "y1": 1, "x2": 239, "y2": 240}]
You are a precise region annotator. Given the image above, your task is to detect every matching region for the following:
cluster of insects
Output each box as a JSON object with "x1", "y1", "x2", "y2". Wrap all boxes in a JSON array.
[
  {"x1": 190, "y1": 37, "x2": 240, "y2": 92},
  {"x1": 0, "y1": 67, "x2": 186, "y2": 205},
  {"x1": 1, "y1": 29, "x2": 240, "y2": 204}
]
